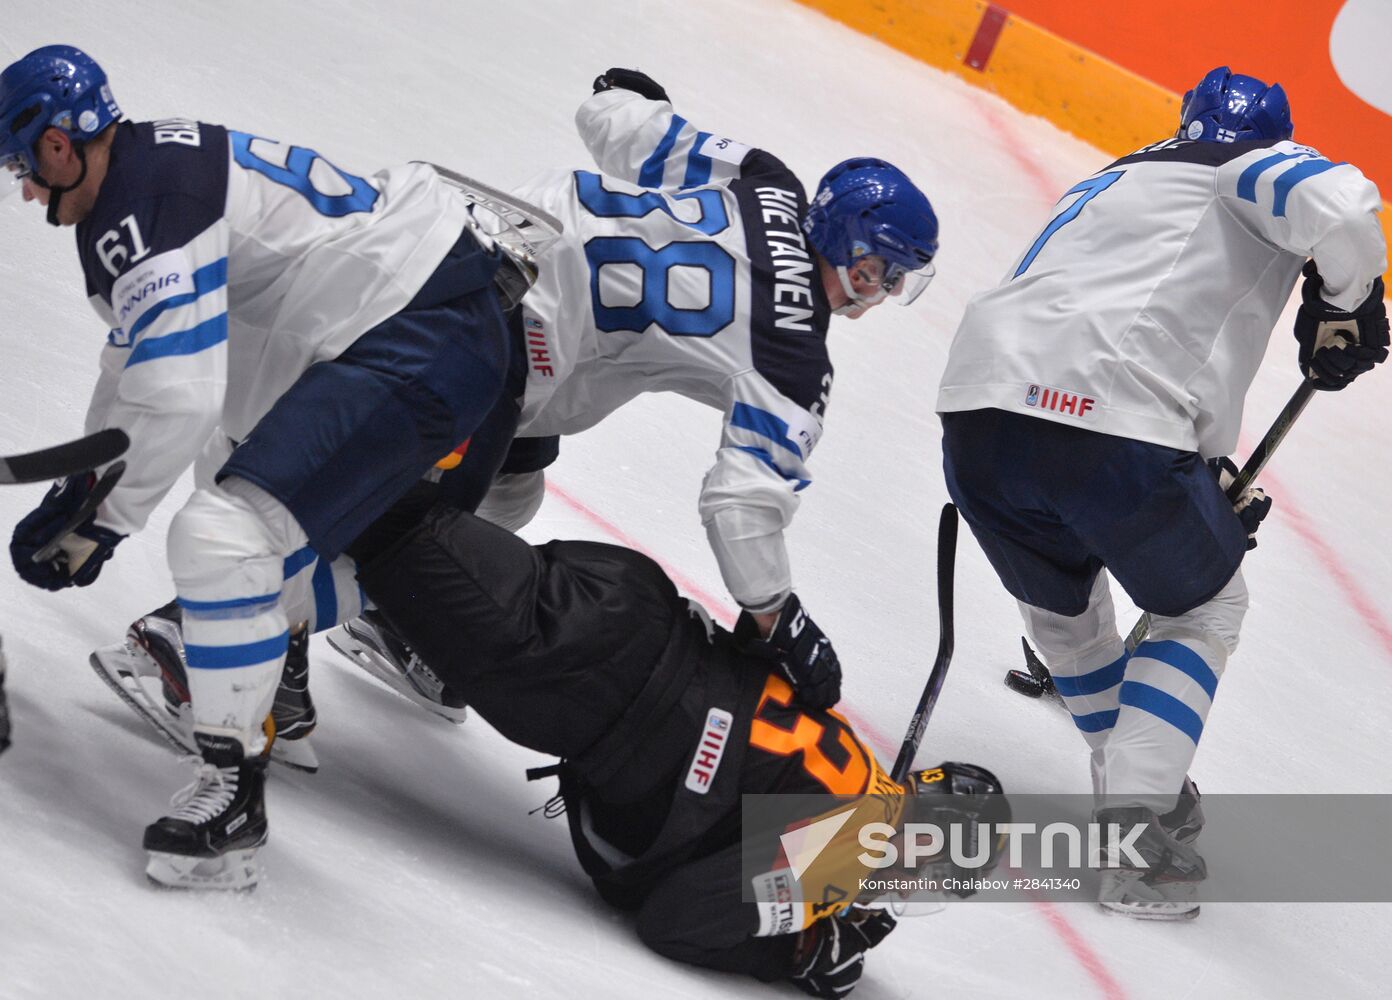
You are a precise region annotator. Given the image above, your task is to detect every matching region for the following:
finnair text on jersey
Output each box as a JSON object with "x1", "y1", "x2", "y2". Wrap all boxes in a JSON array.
[{"x1": 755, "y1": 186, "x2": 815, "y2": 332}]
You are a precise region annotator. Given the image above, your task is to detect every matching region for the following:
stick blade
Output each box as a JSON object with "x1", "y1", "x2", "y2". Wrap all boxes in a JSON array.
[{"x1": 0, "y1": 429, "x2": 130, "y2": 484}]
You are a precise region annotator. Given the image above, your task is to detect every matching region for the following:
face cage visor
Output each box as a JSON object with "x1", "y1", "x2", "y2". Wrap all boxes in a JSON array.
[{"x1": 840, "y1": 254, "x2": 937, "y2": 310}]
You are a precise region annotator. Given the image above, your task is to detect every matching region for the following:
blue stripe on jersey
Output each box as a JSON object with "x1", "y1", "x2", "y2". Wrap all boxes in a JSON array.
[
  {"x1": 1235, "y1": 151, "x2": 1303, "y2": 204},
  {"x1": 186, "y1": 631, "x2": 290, "y2": 670},
  {"x1": 128, "y1": 258, "x2": 228, "y2": 340},
  {"x1": 1272, "y1": 159, "x2": 1340, "y2": 217},
  {"x1": 1118, "y1": 681, "x2": 1205, "y2": 744},
  {"x1": 311, "y1": 556, "x2": 337, "y2": 632},
  {"x1": 638, "y1": 114, "x2": 687, "y2": 188},
  {"x1": 731, "y1": 403, "x2": 804, "y2": 459},
  {"x1": 283, "y1": 545, "x2": 317, "y2": 579},
  {"x1": 125, "y1": 313, "x2": 227, "y2": 368},
  {"x1": 1051, "y1": 652, "x2": 1127, "y2": 697},
  {"x1": 177, "y1": 592, "x2": 279, "y2": 615},
  {"x1": 682, "y1": 132, "x2": 713, "y2": 189},
  {"x1": 733, "y1": 445, "x2": 811, "y2": 491},
  {"x1": 1133, "y1": 640, "x2": 1218, "y2": 700}
]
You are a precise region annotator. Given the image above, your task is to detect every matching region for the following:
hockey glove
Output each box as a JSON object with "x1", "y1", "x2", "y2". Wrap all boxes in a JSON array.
[
  {"x1": 1207, "y1": 457, "x2": 1272, "y2": 551},
  {"x1": 592, "y1": 67, "x2": 669, "y2": 103},
  {"x1": 734, "y1": 593, "x2": 842, "y2": 709},
  {"x1": 789, "y1": 907, "x2": 897, "y2": 999},
  {"x1": 1294, "y1": 261, "x2": 1389, "y2": 391},
  {"x1": 11, "y1": 473, "x2": 124, "y2": 591}
]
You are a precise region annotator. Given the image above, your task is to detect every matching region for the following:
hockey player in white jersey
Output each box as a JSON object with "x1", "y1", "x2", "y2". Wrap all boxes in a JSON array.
[
  {"x1": 0, "y1": 46, "x2": 540, "y2": 889},
  {"x1": 937, "y1": 67, "x2": 1388, "y2": 918},
  {"x1": 337, "y1": 68, "x2": 941, "y2": 715}
]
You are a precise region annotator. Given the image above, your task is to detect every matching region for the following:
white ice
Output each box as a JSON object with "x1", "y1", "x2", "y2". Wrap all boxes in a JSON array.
[{"x1": 1, "y1": 2, "x2": 1388, "y2": 998}]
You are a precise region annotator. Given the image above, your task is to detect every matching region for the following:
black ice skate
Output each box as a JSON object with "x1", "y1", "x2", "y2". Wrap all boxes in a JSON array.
[
  {"x1": 89, "y1": 602, "x2": 319, "y2": 771},
  {"x1": 1097, "y1": 778, "x2": 1205, "y2": 921},
  {"x1": 327, "y1": 610, "x2": 468, "y2": 723},
  {"x1": 143, "y1": 739, "x2": 269, "y2": 891}
]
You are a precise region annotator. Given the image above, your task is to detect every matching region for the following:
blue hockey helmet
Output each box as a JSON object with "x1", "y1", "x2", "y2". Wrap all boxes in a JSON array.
[
  {"x1": 1177, "y1": 66, "x2": 1292, "y2": 144},
  {"x1": 804, "y1": 158, "x2": 939, "y2": 308},
  {"x1": 0, "y1": 45, "x2": 121, "y2": 189}
]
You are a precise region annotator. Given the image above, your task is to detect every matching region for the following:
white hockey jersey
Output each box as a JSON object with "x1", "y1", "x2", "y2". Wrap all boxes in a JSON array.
[
  {"x1": 936, "y1": 137, "x2": 1387, "y2": 457},
  {"x1": 78, "y1": 118, "x2": 469, "y2": 535},
  {"x1": 509, "y1": 89, "x2": 835, "y2": 611}
]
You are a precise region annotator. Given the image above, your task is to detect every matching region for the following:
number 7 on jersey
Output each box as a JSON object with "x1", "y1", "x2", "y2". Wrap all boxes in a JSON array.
[{"x1": 1013, "y1": 170, "x2": 1125, "y2": 278}]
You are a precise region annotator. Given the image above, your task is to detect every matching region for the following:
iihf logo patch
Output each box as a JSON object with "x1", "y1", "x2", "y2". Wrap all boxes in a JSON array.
[
  {"x1": 1023, "y1": 382, "x2": 1097, "y2": 419},
  {"x1": 685, "y1": 708, "x2": 734, "y2": 794},
  {"x1": 1186, "y1": 120, "x2": 1205, "y2": 141}
]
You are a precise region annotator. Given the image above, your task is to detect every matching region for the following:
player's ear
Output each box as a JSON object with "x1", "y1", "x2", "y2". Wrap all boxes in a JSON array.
[
  {"x1": 846, "y1": 257, "x2": 876, "y2": 292},
  {"x1": 37, "y1": 127, "x2": 72, "y2": 162}
]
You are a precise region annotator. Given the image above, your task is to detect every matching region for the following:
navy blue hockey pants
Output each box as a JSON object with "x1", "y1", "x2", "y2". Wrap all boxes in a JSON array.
[{"x1": 220, "y1": 229, "x2": 518, "y2": 560}]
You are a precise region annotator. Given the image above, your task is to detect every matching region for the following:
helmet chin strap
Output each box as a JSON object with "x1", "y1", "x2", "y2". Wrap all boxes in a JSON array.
[
  {"x1": 28, "y1": 144, "x2": 88, "y2": 227},
  {"x1": 832, "y1": 263, "x2": 888, "y2": 316}
]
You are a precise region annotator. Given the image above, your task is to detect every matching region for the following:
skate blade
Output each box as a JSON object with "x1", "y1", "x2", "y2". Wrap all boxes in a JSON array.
[
  {"x1": 91, "y1": 646, "x2": 319, "y2": 772},
  {"x1": 326, "y1": 627, "x2": 468, "y2": 724},
  {"x1": 146, "y1": 848, "x2": 261, "y2": 891},
  {"x1": 1099, "y1": 898, "x2": 1200, "y2": 921},
  {"x1": 90, "y1": 646, "x2": 196, "y2": 756},
  {"x1": 1098, "y1": 872, "x2": 1200, "y2": 921},
  {"x1": 271, "y1": 735, "x2": 319, "y2": 773}
]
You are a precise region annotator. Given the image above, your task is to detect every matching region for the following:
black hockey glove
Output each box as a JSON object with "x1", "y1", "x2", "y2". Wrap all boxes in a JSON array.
[
  {"x1": 789, "y1": 907, "x2": 897, "y2": 999},
  {"x1": 11, "y1": 473, "x2": 124, "y2": 591},
  {"x1": 1207, "y1": 457, "x2": 1272, "y2": 551},
  {"x1": 592, "y1": 67, "x2": 669, "y2": 103},
  {"x1": 1294, "y1": 261, "x2": 1389, "y2": 391},
  {"x1": 734, "y1": 593, "x2": 842, "y2": 709}
]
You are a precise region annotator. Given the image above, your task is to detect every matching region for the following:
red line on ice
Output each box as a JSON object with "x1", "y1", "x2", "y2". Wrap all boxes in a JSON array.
[
  {"x1": 1028, "y1": 895, "x2": 1129, "y2": 1000},
  {"x1": 543, "y1": 479, "x2": 733, "y2": 622},
  {"x1": 1256, "y1": 468, "x2": 1392, "y2": 662},
  {"x1": 974, "y1": 92, "x2": 1060, "y2": 202}
]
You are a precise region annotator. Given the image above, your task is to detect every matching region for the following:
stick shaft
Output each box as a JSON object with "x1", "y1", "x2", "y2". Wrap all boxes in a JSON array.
[{"x1": 891, "y1": 503, "x2": 959, "y2": 784}]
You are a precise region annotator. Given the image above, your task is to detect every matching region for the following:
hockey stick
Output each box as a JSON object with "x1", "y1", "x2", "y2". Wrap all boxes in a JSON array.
[
  {"x1": 0, "y1": 428, "x2": 129, "y2": 485},
  {"x1": 31, "y1": 460, "x2": 126, "y2": 564},
  {"x1": 890, "y1": 502, "x2": 959, "y2": 784},
  {"x1": 1005, "y1": 378, "x2": 1318, "y2": 699}
]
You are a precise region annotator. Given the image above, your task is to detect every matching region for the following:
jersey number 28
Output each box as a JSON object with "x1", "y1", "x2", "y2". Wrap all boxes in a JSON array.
[{"x1": 576, "y1": 171, "x2": 736, "y2": 338}]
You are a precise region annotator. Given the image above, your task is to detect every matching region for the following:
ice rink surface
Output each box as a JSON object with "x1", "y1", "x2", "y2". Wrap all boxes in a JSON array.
[{"x1": 1, "y1": 2, "x2": 1389, "y2": 998}]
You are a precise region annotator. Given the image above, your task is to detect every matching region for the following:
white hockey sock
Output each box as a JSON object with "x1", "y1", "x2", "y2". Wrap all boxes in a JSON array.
[{"x1": 1098, "y1": 634, "x2": 1226, "y2": 814}]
